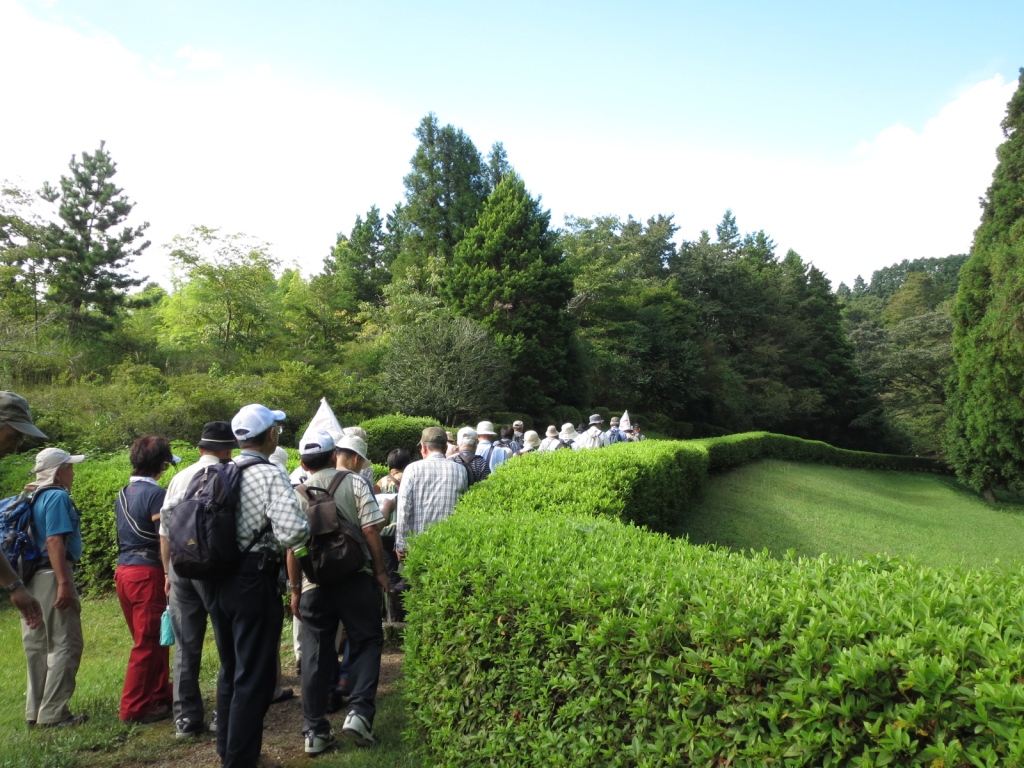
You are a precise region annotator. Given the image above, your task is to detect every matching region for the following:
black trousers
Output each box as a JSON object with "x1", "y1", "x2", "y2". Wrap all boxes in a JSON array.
[
  {"x1": 204, "y1": 556, "x2": 282, "y2": 768},
  {"x1": 299, "y1": 571, "x2": 383, "y2": 734}
]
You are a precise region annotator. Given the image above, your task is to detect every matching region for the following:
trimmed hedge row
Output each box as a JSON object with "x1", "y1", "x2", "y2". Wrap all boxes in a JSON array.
[{"x1": 402, "y1": 433, "x2": 997, "y2": 767}]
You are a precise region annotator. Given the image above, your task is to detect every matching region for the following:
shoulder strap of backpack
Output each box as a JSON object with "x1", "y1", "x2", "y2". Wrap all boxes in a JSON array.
[
  {"x1": 326, "y1": 470, "x2": 352, "y2": 496},
  {"x1": 452, "y1": 453, "x2": 474, "y2": 486}
]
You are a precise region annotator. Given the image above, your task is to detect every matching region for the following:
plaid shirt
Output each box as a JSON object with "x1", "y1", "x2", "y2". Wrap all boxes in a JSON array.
[
  {"x1": 396, "y1": 451, "x2": 467, "y2": 553},
  {"x1": 234, "y1": 450, "x2": 309, "y2": 555}
]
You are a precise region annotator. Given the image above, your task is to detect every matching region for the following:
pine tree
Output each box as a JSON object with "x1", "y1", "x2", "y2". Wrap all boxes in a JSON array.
[
  {"x1": 946, "y1": 69, "x2": 1024, "y2": 497},
  {"x1": 443, "y1": 173, "x2": 577, "y2": 413},
  {"x1": 38, "y1": 141, "x2": 149, "y2": 333}
]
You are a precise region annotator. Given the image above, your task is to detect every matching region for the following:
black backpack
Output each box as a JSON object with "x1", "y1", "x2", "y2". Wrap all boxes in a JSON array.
[
  {"x1": 168, "y1": 456, "x2": 271, "y2": 580},
  {"x1": 295, "y1": 470, "x2": 367, "y2": 586}
]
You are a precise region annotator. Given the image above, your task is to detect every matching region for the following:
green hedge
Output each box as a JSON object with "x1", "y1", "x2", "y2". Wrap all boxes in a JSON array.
[
  {"x1": 402, "y1": 433, "x2": 988, "y2": 767},
  {"x1": 358, "y1": 414, "x2": 441, "y2": 465}
]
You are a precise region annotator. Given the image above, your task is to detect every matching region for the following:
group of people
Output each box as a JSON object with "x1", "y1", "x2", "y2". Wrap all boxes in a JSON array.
[{"x1": 0, "y1": 391, "x2": 648, "y2": 767}]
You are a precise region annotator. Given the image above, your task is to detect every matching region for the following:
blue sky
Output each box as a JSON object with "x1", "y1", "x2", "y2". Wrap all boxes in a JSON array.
[{"x1": 1, "y1": 0, "x2": 1022, "y2": 287}]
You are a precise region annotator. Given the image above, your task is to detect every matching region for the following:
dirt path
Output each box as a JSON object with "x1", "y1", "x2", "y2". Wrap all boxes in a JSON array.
[{"x1": 111, "y1": 648, "x2": 404, "y2": 768}]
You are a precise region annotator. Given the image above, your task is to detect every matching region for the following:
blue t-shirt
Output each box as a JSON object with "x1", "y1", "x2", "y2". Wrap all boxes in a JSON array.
[
  {"x1": 115, "y1": 480, "x2": 165, "y2": 567},
  {"x1": 31, "y1": 488, "x2": 83, "y2": 564}
]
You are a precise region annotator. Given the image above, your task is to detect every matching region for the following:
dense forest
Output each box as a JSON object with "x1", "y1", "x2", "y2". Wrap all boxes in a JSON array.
[{"x1": 1, "y1": 70, "x2": 1022, "y2": 495}]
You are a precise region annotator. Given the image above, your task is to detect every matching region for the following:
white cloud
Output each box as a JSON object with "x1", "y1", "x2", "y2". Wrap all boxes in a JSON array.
[
  {"x1": 0, "y1": 0, "x2": 1014, "y2": 292},
  {"x1": 523, "y1": 76, "x2": 1013, "y2": 287},
  {"x1": 174, "y1": 45, "x2": 224, "y2": 72}
]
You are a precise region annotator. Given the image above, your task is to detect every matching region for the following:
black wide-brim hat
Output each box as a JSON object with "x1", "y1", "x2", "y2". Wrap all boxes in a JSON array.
[{"x1": 197, "y1": 420, "x2": 239, "y2": 450}]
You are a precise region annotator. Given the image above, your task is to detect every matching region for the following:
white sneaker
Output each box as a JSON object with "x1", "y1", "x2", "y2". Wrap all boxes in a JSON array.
[
  {"x1": 341, "y1": 711, "x2": 376, "y2": 747},
  {"x1": 304, "y1": 730, "x2": 337, "y2": 755}
]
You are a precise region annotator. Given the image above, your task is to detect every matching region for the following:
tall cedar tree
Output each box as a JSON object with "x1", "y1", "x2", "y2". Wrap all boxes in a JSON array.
[
  {"x1": 444, "y1": 173, "x2": 577, "y2": 414},
  {"x1": 39, "y1": 141, "x2": 148, "y2": 333},
  {"x1": 946, "y1": 69, "x2": 1024, "y2": 497},
  {"x1": 393, "y1": 114, "x2": 489, "y2": 281}
]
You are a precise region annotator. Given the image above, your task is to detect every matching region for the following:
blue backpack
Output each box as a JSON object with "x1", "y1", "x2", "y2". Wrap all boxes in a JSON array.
[{"x1": 0, "y1": 485, "x2": 60, "y2": 583}]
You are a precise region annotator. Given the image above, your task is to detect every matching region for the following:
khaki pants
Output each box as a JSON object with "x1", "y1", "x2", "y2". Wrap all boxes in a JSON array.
[{"x1": 22, "y1": 569, "x2": 84, "y2": 725}]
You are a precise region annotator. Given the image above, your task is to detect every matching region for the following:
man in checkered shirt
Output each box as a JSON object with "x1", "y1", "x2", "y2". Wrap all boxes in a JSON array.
[
  {"x1": 205, "y1": 403, "x2": 309, "y2": 768},
  {"x1": 395, "y1": 426, "x2": 468, "y2": 559}
]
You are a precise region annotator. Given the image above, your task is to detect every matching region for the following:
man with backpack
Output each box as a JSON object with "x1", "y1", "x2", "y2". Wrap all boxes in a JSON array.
[
  {"x1": 204, "y1": 404, "x2": 309, "y2": 768},
  {"x1": 20, "y1": 447, "x2": 88, "y2": 728},
  {"x1": 449, "y1": 427, "x2": 490, "y2": 485},
  {"x1": 576, "y1": 414, "x2": 610, "y2": 449},
  {"x1": 158, "y1": 421, "x2": 236, "y2": 740},
  {"x1": 0, "y1": 390, "x2": 44, "y2": 630},
  {"x1": 286, "y1": 432, "x2": 389, "y2": 754},
  {"x1": 605, "y1": 417, "x2": 628, "y2": 445},
  {"x1": 475, "y1": 421, "x2": 513, "y2": 473}
]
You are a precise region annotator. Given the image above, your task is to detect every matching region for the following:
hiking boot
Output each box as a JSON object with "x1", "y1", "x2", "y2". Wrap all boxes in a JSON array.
[
  {"x1": 304, "y1": 730, "x2": 337, "y2": 755},
  {"x1": 209, "y1": 709, "x2": 217, "y2": 733},
  {"x1": 341, "y1": 711, "x2": 376, "y2": 747},
  {"x1": 175, "y1": 717, "x2": 205, "y2": 740}
]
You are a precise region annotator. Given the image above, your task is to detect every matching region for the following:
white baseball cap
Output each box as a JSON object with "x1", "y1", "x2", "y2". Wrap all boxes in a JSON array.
[
  {"x1": 31, "y1": 447, "x2": 85, "y2": 474},
  {"x1": 457, "y1": 426, "x2": 478, "y2": 445},
  {"x1": 231, "y1": 403, "x2": 286, "y2": 440},
  {"x1": 299, "y1": 431, "x2": 335, "y2": 456}
]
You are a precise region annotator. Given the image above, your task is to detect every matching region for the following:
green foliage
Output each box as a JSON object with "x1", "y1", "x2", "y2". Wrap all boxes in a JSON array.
[
  {"x1": 37, "y1": 141, "x2": 148, "y2": 335},
  {"x1": 381, "y1": 313, "x2": 506, "y2": 425},
  {"x1": 358, "y1": 414, "x2": 441, "y2": 465},
  {"x1": 947, "y1": 70, "x2": 1024, "y2": 493},
  {"x1": 19, "y1": 363, "x2": 381, "y2": 453},
  {"x1": 394, "y1": 113, "x2": 489, "y2": 280},
  {"x1": 549, "y1": 405, "x2": 581, "y2": 430},
  {"x1": 400, "y1": 436, "x2": 1002, "y2": 768},
  {"x1": 445, "y1": 173, "x2": 578, "y2": 415},
  {"x1": 325, "y1": 205, "x2": 393, "y2": 305}
]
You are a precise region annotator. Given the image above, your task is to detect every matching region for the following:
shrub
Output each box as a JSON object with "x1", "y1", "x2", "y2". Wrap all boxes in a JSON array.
[
  {"x1": 359, "y1": 414, "x2": 441, "y2": 465},
  {"x1": 401, "y1": 432, "x2": 965, "y2": 766},
  {"x1": 550, "y1": 405, "x2": 581, "y2": 430}
]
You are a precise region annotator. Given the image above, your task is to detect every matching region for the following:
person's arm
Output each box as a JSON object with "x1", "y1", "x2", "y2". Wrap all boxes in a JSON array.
[
  {"x1": 160, "y1": 536, "x2": 172, "y2": 597},
  {"x1": 1, "y1": 552, "x2": 42, "y2": 629},
  {"x1": 361, "y1": 525, "x2": 391, "y2": 593},
  {"x1": 286, "y1": 549, "x2": 302, "y2": 619},
  {"x1": 46, "y1": 535, "x2": 75, "y2": 610}
]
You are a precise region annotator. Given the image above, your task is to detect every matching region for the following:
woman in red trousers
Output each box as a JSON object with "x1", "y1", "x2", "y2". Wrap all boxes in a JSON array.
[{"x1": 114, "y1": 436, "x2": 177, "y2": 723}]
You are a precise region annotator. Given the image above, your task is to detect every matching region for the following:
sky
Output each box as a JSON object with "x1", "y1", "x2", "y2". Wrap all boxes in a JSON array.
[{"x1": 1, "y1": 0, "x2": 1022, "y2": 289}]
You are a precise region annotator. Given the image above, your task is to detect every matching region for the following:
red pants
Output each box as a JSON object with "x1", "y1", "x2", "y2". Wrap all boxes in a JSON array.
[{"x1": 115, "y1": 565, "x2": 172, "y2": 721}]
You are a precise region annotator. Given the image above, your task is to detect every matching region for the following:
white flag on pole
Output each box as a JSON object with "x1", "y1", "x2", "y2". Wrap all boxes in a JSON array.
[
  {"x1": 300, "y1": 397, "x2": 344, "y2": 446},
  {"x1": 619, "y1": 410, "x2": 632, "y2": 432}
]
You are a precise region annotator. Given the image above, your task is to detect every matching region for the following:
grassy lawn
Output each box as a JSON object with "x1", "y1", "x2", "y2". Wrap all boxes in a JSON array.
[
  {"x1": 676, "y1": 459, "x2": 1024, "y2": 569},
  {"x1": 0, "y1": 598, "x2": 418, "y2": 768}
]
